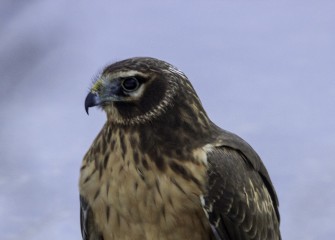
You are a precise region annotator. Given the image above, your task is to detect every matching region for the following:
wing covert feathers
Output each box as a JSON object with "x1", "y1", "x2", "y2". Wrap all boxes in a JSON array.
[{"x1": 203, "y1": 128, "x2": 281, "y2": 240}]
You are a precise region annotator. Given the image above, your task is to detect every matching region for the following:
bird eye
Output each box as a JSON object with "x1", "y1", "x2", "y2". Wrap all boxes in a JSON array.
[{"x1": 121, "y1": 77, "x2": 140, "y2": 92}]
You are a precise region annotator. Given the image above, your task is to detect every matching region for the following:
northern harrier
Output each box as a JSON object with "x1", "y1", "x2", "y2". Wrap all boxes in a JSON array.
[{"x1": 80, "y1": 57, "x2": 281, "y2": 240}]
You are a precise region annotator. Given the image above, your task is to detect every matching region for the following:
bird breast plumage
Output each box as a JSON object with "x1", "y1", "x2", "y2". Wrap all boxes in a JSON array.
[{"x1": 79, "y1": 125, "x2": 212, "y2": 240}]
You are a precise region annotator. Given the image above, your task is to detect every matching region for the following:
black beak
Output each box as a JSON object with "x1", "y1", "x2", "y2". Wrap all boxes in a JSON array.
[{"x1": 85, "y1": 92, "x2": 100, "y2": 115}]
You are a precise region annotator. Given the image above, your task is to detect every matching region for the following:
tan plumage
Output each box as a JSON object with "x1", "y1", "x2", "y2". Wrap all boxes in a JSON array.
[{"x1": 79, "y1": 57, "x2": 281, "y2": 240}]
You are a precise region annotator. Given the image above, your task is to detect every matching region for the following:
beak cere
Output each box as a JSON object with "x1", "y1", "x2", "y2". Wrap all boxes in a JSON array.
[{"x1": 85, "y1": 92, "x2": 100, "y2": 114}]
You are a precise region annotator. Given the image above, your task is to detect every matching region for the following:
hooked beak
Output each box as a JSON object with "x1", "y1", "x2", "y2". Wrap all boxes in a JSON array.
[{"x1": 85, "y1": 92, "x2": 100, "y2": 115}]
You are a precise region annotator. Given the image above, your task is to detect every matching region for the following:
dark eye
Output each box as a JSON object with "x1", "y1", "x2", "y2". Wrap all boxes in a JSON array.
[{"x1": 121, "y1": 77, "x2": 140, "y2": 92}]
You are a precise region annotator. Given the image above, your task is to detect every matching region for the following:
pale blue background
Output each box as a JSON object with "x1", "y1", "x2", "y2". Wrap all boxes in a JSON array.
[{"x1": 1, "y1": 1, "x2": 334, "y2": 239}]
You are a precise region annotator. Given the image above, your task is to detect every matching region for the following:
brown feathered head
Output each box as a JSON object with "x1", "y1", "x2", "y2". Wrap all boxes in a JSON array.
[{"x1": 85, "y1": 57, "x2": 209, "y2": 127}]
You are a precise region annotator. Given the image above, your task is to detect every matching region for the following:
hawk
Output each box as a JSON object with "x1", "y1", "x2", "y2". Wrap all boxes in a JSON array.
[{"x1": 80, "y1": 57, "x2": 281, "y2": 240}]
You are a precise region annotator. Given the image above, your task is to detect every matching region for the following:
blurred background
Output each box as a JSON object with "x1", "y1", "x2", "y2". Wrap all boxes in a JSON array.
[{"x1": 1, "y1": 1, "x2": 334, "y2": 239}]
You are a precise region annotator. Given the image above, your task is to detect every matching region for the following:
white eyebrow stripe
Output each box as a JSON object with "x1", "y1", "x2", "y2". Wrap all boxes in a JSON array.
[{"x1": 108, "y1": 70, "x2": 148, "y2": 79}]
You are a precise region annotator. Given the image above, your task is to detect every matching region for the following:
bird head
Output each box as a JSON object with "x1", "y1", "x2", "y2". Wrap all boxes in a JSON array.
[{"x1": 85, "y1": 57, "x2": 209, "y2": 127}]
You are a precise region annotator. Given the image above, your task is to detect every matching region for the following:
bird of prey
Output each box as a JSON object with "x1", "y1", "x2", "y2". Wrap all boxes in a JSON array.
[{"x1": 80, "y1": 57, "x2": 281, "y2": 240}]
